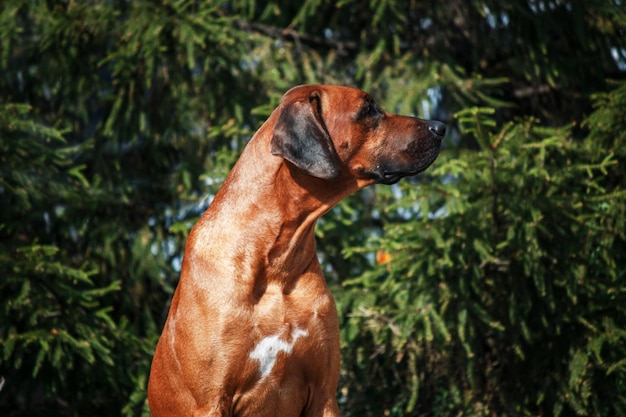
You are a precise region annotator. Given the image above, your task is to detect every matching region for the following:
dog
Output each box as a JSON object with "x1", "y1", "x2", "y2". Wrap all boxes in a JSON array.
[{"x1": 148, "y1": 84, "x2": 446, "y2": 416}]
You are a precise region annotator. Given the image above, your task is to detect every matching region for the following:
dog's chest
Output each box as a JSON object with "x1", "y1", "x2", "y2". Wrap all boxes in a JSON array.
[
  {"x1": 233, "y1": 314, "x2": 335, "y2": 414},
  {"x1": 248, "y1": 325, "x2": 309, "y2": 379},
  {"x1": 241, "y1": 288, "x2": 338, "y2": 380}
]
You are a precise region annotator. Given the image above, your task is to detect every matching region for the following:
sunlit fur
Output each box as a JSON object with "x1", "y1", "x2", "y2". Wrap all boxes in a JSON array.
[{"x1": 148, "y1": 85, "x2": 445, "y2": 417}]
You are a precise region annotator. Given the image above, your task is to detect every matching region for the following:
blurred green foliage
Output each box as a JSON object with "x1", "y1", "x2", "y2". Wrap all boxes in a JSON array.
[{"x1": 1, "y1": 0, "x2": 625, "y2": 416}]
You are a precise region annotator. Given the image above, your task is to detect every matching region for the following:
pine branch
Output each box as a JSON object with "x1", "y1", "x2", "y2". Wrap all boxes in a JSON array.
[{"x1": 235, "y1": 20, "x2": 357, "y2": 54}]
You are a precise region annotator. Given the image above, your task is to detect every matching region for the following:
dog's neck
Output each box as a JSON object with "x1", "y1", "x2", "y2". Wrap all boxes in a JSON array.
[{"x1": 187, "y1": 125, "x2": 358, "y2": 294}]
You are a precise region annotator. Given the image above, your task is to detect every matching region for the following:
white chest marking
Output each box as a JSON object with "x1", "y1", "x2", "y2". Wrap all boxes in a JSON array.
[{"x1": 249, "y1": 328, "x2": 309, "y2": 378}]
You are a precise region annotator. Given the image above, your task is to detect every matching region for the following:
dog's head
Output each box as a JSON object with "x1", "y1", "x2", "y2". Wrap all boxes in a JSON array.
[{"x1": 271, "y1": 85, "x2": 445, "y2": 185}]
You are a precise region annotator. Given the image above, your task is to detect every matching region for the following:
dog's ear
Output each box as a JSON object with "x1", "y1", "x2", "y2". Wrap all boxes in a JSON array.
[{"x1": 271, "y1": 92, "x2": 341, "y2": 180}]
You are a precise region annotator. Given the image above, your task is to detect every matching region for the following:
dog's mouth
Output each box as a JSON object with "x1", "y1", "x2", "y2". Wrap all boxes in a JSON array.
[
  {"x1": 378, "y1": 171, "x2": 418, "y2": 185},
  {"x1": 358, "y1": 166, "x2": 428, "y2": 185},
  {"x1": 377, "y1": 167, "x2": 429, "y2": 185},
  {"x1": 356, "y1": 126, "x2": 445, "y2": 185},
  {"x1": 360, "y1": 155, "x2": 440, "y2": 185}
]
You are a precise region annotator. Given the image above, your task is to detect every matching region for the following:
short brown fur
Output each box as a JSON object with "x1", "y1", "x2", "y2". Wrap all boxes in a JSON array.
[{"x1": 148, "y1": 85, "x2": 445, "y2": 417}]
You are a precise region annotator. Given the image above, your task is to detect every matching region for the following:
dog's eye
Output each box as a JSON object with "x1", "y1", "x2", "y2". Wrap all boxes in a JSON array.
[{"x1": 362, "y1": 101, "x2": 381, "y2": 118}]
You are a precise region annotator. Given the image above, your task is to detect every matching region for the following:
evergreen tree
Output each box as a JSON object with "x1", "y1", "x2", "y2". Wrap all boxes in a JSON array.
[{"x1": 1, "y1": 1, "x2": 624, "y2": 416}]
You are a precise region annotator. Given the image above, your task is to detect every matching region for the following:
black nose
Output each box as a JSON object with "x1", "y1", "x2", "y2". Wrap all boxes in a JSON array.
[{"x1": 427, "y1": 121, "x2": 447, "y2": 138}]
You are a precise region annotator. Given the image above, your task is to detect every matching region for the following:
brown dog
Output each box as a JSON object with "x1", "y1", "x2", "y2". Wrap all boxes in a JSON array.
[{"x1": 148, "y1": 85, "x2": 445, "y2": 416}]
